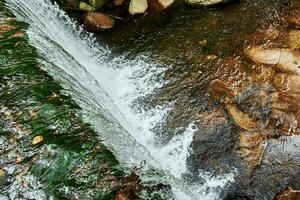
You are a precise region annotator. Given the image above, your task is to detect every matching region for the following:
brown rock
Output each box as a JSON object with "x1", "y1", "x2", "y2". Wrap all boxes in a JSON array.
[
  {"x1": 238, "y1": 132, "x2": 265, "y2": 172},
  {"x1": 209, "y1": 79, "x2": 234, "y2": 99},
  {"x1": 271, "y1": 75, "x2": 300, "y2": 134},
  {"x1": 289, "y1": 1, "x2": 300, "y2": 27},
  {"x1": 289, "y1": 30, "x2": 300, "y2": 49},
  {"x1": 148, "y1": 0, "x2": 173, "y2": 12},
  {"x1": 226, "y1": 103, "x2": 257, "y2": 131},
  {"x1": 84, "y1": 12, "x2": 115, "y2": 32},
  {"x1": 245, "y1": 47, "x2": 300, "y2": 74},
  {"x1": 276, "y1": 187, "x2": 300, "y2": 200},
  {"x1": 115, "y1": 173, "x2": 141, "y2": 200}
]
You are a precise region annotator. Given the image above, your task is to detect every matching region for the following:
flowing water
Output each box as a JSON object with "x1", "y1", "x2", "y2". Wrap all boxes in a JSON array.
[{"x1": 4, "y1": 0, "x2": 238, "y2": 199}]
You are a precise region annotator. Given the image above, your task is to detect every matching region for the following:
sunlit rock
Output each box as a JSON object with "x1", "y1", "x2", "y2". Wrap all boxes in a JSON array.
[
  {"x1": 245, "y1": 47, "x2": 300, "y2": 74},
  {"x1": 275, "y1": 187, "x2": 300, "y2": 200},
  {"x1": 129, "y1": 0, "x2": 148, "y2": 15},
  {"x1": 32, "y1": 135, "x2": 43, "y2": 145},
  {"x1": 238, "y1": 132, "x2": 265, "y2": 173},
  {"x1": 289, "y1": 1, "x2": 300, "y2": 26},
  {"x1": 79, "y1": 1, "x2": 95, "y2": 11},
  {"x1": 148, "y1": 0, "x2": 173, "y2": 12},
  {"x1": 184, "y1": 0, "x2": 236, "y2": 7},
  {"x1": 288, "y1": 30, "x2": 300, "y2": 49},
  {"x1": 271, "y1": 75, "x2": 300, "y2": 135},
  {"x1": 84, "y1": 12, "x2": 115, "y2": 31},
  {"x1": 225, "y1": 103, "x2": 257, "y2": 131}
]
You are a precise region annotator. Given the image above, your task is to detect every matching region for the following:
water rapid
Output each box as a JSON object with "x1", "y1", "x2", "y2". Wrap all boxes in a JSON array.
[{"x1": 5, "y1": 0, "x2": 235, "y2": 199}]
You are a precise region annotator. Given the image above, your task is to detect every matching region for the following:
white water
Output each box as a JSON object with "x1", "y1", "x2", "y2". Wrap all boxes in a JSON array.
[{"x1": 5, "y1": 0, "x2": 235, "y2": 199}]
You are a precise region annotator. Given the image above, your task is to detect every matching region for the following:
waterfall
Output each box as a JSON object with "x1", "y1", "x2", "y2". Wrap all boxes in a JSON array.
[{"x1": 5, "y1": 0, "x2": 235, "y2": 199}]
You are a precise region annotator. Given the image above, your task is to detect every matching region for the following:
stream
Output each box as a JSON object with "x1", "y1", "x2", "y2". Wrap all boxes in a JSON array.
[{"x1": 1, "y1": 0, "x2": 299, "y2": 199}]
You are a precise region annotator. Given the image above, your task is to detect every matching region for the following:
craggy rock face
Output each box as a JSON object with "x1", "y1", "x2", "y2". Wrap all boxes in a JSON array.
[{"x1": 186, "y1": 0, "x2": 300, "y2": 199}]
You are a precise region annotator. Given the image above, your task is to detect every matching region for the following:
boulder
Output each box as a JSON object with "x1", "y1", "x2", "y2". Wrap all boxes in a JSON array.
[
  {"x1": 148, "y1": 0, "x2": 173, "y2": 12},
  {"x1": 129, "y1": 0, "x2": 148, "y2": 15},
  {"x1": 184, "y1": 0, "x2": 236, "y2": 7},
  {"x1": 84, "y1": 12, "x2": 115, "y2": 32}
]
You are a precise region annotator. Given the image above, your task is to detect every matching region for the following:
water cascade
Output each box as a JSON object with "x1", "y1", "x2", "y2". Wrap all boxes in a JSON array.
[{"x1": 5, "y1": 0, "x2": 236, "y2": 199}]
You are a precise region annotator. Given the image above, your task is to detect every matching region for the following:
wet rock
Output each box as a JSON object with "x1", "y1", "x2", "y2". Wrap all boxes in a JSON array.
[
  {"x1": 148, "y1": 0, "x2": 173, "y2": 12},
  {"x1": 242, "y1": 136, "x2": 300, "y2": 199},
  {"x1": 84, "y1": 12, "x2": 115, "y2": 31},
  {"x1": 288, "y1": 30, "x2": 300, "y2": 49},
  {"x1": 235, "y1": 84, "x2": 273, "y2": 125},
  {"x1": 209, "y1": 79, "x2": 234, "y2": 99},
  {"x1": 189, "y1": 108, "x2": 237, "y2": 174},
  {"x1": 245, "y1": 47, "x2": 300, "y2": 74},
  {"x1": 79, "y1": 1, "x2": 95, "y2": 11},
  {"x1": 275, "y1": 187, "x2": 300, "y2": 200},
  {"x1": 115, "y1": 173, "x2": 141, "y2": 200},
  {"x1": 184, "y1": 0, "x2": 236, "y2": 7},
  {"x1": 289, "y1": 1, "x2": 300, "y2": 27},
  {"x1": 237, "y1": 131, "x2": 265, "y2": 174},
  {"x1": 226, "y1": 103, "x2": 257, "y2": 131},
  {"x1": 129, "y1": 0, "x2": 148, "y2": 15},
  {"x1": 271, "y1": 75, "x2": 300, "y2": 134}
]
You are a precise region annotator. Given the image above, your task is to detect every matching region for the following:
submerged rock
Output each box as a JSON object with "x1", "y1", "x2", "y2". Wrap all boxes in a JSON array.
[
  {"x1": 84, "y1": 12, "x2": 115, "y2": 31},
  {"x1": 184, "y1": 0, "x2": 236, "y2": 7},
  {"x1": 129, "y1": 0, "x2": 148, "y2": 15}
]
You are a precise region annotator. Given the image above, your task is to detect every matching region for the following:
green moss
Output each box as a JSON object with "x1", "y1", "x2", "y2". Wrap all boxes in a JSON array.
[{"x1": 0, "y1": 12, "x2": 126, "y2": 200}]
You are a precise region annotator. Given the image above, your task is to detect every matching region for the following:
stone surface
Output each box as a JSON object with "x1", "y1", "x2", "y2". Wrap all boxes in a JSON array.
[
  {"x1": 275, "y1": 187, "x2": 300, "y2": 200},
  {"x1": 148, "y1": 0, "x2": 173, "y2": 12},
  {"x1": 245, "y1": 47, "x2": 300, "y2": 74},
  {"x1": 289, "y1": 30, "x2": 300, "y2": 49},
  {"x1": 184, "y1": 0, "x2": 235, "y2": 7},
  {"x1": 84, "y1": 12, "x2": 115, "y2": 31},
  {"x1": 188, "y1": 108, "x2": 237, "y2": 175},
  {"x1": 79, "y1": 1, "x2": 95, "y2": 11},
  {"x1": 129, "y1": 0, "x2": 148, "y2": 15}
]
